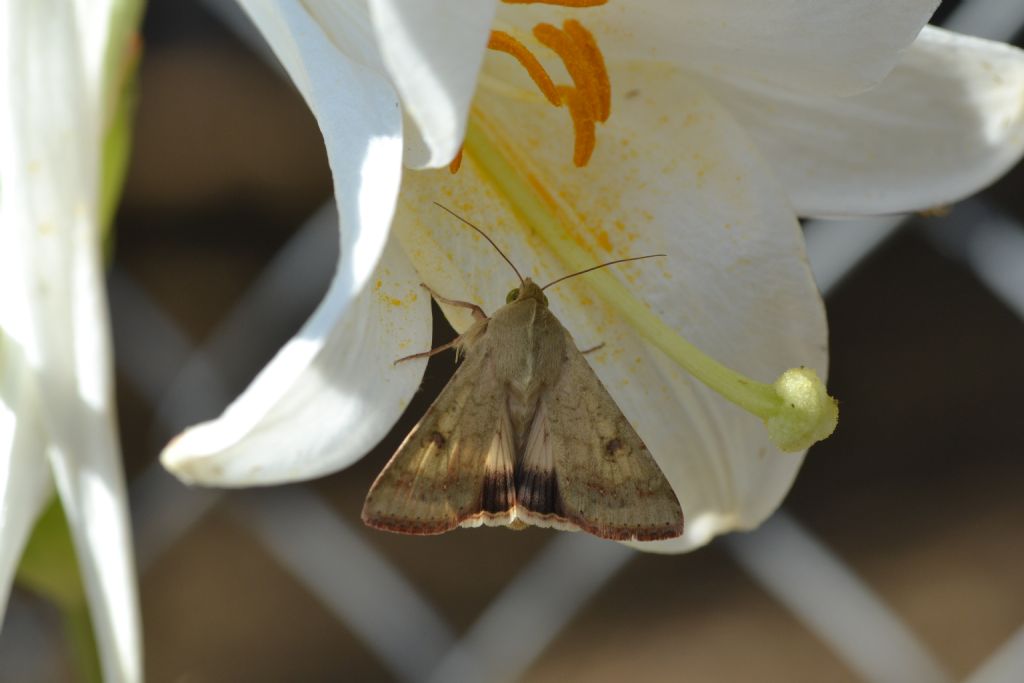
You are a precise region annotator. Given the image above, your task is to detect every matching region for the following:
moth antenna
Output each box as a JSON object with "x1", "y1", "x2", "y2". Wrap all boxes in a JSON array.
[
  {"x1": 541, "y1": 254, "x2": 667, "y2": 291},
  {"x1": 433, "y1": 203, "x2": 525, "y2": 285}
]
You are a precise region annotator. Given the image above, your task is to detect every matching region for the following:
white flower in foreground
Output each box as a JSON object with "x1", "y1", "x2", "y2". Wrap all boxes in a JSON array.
[
  {"x1": 162, "y1": 0, "x2": 1024, "y2": 552},
  {"x1": 0, "y1": 1, "x2": 141, "y2": 680}
]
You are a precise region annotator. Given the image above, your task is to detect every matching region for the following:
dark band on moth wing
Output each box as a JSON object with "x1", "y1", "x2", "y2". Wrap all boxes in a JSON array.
[
  {"x1": 516, "y1": 468, "x2": 564, "y2": 516},
  {"x1": 481, "y1": 469, "x2": 515, "y2": 513}
]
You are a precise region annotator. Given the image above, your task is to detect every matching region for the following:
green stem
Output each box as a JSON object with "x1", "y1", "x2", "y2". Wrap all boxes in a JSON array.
[
  {"x1": 463, "y1": 119, "x2": 780, "y2": 417},
  {"x1": 63, "y1": 601, "x2": 103, "y2": 683},
  {"x1": 17, "y1": 498, "x2": 103, "y2": 683}
]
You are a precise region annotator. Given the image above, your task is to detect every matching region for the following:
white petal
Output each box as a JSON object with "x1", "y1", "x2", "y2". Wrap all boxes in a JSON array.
[
  {"x1": 704, "y1": 25, "x2": 1024, "y2": 217},
  {"x1": 395, "y1": 61, "x2": 827, "y2": 552},
  {"x1": 165, "y1": 0, "x2": 427, "y2": 485},
  {"x1": 1, "y1": 2, "x2": 141, "y2": 680},
  {"x1": 236, "y1": 0, "x2": 404, "y2": 293},
  {"x1": 45, "y1": 412, "x2": 139, "y2": 683},
  {"x1": 0, "y1": 340, "x2": 53, "y2": 616},
  {"x1": 498, "y1": 0, "x2": 937, "y2": 97},
  {"x1": 161, "y1": 237, "x2": 431, "y2": 485},
  {"x1": 286, "y1": 0, "x2": 386, "y2": 70},
  {"x1": 369, "y1": 0, "x2": 498, "y2": 169}
]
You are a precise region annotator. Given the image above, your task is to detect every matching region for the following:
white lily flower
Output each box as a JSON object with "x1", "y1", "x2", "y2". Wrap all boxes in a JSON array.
[
  {"x1": 0, "y1": 1, "x2": 141, "y2": 681},
  {"x1": 162, "y1": 0, "x2": 1024, "y2": 552}
]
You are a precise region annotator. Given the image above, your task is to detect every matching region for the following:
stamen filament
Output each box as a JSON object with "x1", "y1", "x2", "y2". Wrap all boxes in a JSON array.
[{"x1": 464, "y1": 118, "x2": 838, "y2": 450}]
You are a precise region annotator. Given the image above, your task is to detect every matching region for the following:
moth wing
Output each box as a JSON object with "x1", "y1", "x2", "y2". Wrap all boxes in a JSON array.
[
  {"x1": 362, "y1": 338, "x2": 517, "y2": 534},
  {"x1": 517, "y1": 335, "x2": 684, "y2": 541}
]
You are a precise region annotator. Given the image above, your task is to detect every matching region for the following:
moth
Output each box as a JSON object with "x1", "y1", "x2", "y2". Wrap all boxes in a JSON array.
[{"x1": 362, "y1": 206, "x2": 684, "y2": 542}]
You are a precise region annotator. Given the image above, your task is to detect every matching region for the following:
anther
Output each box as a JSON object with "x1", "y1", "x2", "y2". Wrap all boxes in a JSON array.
[
  {"x1": 557, "y1": 85, "x2": 596, "y2": 166},
  {"x1": 563, "y1": 20, "x2": 609, "y2": 121},
  {"x1": 534, "y1": 22, "x2": 604, "y2": 123},
  {"x1": 449, "y1": 147, "x2": 464, "y2": 174},
  {"x1": 488, "y1": 30, "x2": 560, "y2": 106}
]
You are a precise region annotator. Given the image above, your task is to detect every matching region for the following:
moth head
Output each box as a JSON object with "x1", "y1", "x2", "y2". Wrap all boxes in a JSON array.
[{"x1": 507, "y1": 279, "x2": 548, "y2": 306}]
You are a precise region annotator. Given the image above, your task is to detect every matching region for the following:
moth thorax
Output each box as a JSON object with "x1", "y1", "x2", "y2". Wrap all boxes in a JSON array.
[{"x1": 507, "y1": 279, "x2": 548, "y2": 306}]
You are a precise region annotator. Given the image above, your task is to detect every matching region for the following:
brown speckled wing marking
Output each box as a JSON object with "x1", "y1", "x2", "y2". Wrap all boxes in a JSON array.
[
  {"x1": 517, "y1": 331, "x2": 684, "y2": 541},
  {"x1": 361, "y1": 342, "x2": 516, "y2": 534}
]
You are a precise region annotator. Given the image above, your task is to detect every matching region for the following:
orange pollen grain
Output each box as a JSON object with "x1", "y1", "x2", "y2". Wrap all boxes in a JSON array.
[
  {"x1": 488, "y1": 30, "x2": 560, "y2": 106},
  {"x1": 449, "y1": 147, "x2": 463, "y2": 173},
  {"x1": 502, "y1": 0, "x2": 607, "y2": 6}
]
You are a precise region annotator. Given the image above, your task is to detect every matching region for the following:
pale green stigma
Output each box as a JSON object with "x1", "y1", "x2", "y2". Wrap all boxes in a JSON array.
[{"x1": 766, "y1": 367, "x2": 839, "y2": 453}]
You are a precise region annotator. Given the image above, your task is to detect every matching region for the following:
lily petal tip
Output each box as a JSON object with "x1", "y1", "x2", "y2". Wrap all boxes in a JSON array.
[{"x1": 159, "y1": 426, "x2": 222, "y2": 486}]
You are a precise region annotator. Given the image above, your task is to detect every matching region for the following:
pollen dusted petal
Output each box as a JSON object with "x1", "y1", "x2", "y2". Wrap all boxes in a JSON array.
[{"x1": 393, "y1": 61, "x2": 828, "y2": 552}]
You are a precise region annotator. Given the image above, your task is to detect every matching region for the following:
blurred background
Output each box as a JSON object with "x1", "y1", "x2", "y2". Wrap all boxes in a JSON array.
[{"x1": 3, "y1": 0, "x2": 1024, "y2": 681}]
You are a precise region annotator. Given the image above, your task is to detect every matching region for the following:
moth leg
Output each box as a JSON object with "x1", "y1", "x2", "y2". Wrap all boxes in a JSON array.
[
  {"x1": 421, "y1": 283, "x2": 487, "y2": 322},
  {"x1": 580, "y1": 342, "x2": 606, "y2": 355},
  {"x1": 394, "y1": 337, "x2": 462, "y2": 365}
]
